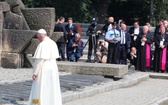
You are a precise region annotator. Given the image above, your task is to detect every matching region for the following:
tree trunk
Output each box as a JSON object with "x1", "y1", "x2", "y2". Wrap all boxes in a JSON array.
[{"x1": 97, "y1": 0, "x2": 110, "y2": 24}]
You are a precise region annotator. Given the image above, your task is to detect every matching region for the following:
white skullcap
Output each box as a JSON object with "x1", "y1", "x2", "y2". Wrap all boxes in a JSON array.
[{"x1": 37, "y1": 29, "x2": 47, "y2": 34}]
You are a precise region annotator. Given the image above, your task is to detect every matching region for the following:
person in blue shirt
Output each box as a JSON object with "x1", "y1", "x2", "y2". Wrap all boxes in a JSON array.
[
  {"x1": 105, "y1": 22, "x2": 121, "y2": 64},
  {"x1": 67, "y1": 33, "x2": 84, "y2": 62}
]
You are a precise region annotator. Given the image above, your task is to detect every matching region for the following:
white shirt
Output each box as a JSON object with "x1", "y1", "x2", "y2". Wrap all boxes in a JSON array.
[
  {"x1": 108, "y1": 24, "x2": 112, "y2": 31},
  {"x1": 134, "y1": 27, "x2": 140, "y2": 35},
  {"x1": 121, "y1": 30, "x2": 126, "y2": 44}
]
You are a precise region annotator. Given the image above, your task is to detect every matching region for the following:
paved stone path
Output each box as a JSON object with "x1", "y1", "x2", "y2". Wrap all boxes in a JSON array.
[
  {"x1": 64, "y1": 78, "x2": 168, "y2": 105},
  {"x1": 0, "y1": 73, "x2": 112, "y2": 104}
]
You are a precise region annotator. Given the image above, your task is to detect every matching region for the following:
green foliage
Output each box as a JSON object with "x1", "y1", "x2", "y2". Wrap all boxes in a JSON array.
[
  {"x1": 22, "y1": 0, "x2": 168, "y2": 25},
  {"x1": 22, "y1": 0, "x2": 33, "y2": 7},
  {"x1": 154, "y1": 0, "x2": 168, "y2": 22}
]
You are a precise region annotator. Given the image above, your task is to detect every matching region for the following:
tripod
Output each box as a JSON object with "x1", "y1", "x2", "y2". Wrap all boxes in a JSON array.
[{"x1": 84, "y1": 33, "x2": 99, "y2": 62}]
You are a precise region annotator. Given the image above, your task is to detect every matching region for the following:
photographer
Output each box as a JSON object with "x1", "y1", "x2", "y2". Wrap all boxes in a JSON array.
[
  {"x1": 128, "y1": 47, "x2": 138, "y2": 68},
  {"x1": 67, "y1": 33, "x2": 84, "y2": 62},
  {"x1": 86, "y1": 18, "x2": 102, "y2": 62},
  {"x1": 96, "y1": 40, "x2": 108, "y2": 63}
]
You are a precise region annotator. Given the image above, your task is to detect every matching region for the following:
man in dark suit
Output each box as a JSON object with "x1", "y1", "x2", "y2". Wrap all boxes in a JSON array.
[
  {"x1": 54, "y1": 16, "x2": 67, "y2": 61},
  {"x1": 129, "y1": 21, "x2": 143, "y2": 48},
  {"x1": 102, "y1": 17, "x2": 114, "y2": 34},
  {"x1": 65, "y1": 17, "x2": 78, "y2": 60},
  {"x1": 117, "y1": 24, "x2": 131, "y2": 64},
  {"x1": 65, "y1": 17, "x2": 78, "y2": 42}
]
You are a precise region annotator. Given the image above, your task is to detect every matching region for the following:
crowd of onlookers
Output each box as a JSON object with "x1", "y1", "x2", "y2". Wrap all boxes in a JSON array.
[{"x1": 54, "y1": 16, "x2": 168, "y2": 73}]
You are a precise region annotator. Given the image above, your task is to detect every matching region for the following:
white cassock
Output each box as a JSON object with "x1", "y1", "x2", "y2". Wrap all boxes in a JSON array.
[{"x1": 28, "y1": 37, "x2": 62, "y2": 105}]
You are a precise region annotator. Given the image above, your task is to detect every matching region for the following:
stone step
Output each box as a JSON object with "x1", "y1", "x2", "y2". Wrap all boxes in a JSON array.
[{"x1": 57, "y1": 61, "x2": 128, "y2": 77}]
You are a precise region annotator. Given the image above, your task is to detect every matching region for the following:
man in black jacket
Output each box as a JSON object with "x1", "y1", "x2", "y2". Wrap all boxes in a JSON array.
[
  {"x1": 117, "y1": 24, "x2": 131, "y2": 64},
  {"x1": 102, "y1": 17, "x2": 114, "y2": 34},
  {"x1": 54, "y1": 16, "x2": 68, "y2": 61},
  {"x1": 86, "y1": 18, "x2": 102, "y2": 62},
  {"x1": 65, "y1": 17, "x2": 78, "y2": 60},
  {"x1": 129, "y1": 21, "x2": 143, "y2": 48}
]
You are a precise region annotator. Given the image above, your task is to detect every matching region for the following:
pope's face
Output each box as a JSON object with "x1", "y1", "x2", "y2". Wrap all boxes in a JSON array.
[{"x1": 36, "y1": 34, "x2": 43, "y2": 42}]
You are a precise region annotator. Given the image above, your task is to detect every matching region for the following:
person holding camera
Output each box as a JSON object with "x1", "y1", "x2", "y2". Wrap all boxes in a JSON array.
[
  {"x1": 65, "y1": 17, "x2": 78, "y2": 60},
  {"x1": 67, "y1": 33, "x2": 84, "y2": 62},
  {"x1": 129, "y1": 47, "x2": 138, "y2": 68},
  {"x1": 95, "y1": 40, "x2": 108, "y2": 63},
  {"x1": 86, "y1": 18, "x2": 102, "y2": 62}
]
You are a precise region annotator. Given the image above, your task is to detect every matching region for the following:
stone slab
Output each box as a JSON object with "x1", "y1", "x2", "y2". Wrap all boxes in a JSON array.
[
  {"x1": 1, "y1": 52, "x2": 22, "y2": 68},
  {"x1": 0, "y1": 2, "x2": 10, "y2": 12},
  {"x1": 2, "y1": 29, "x2": 36, "y2": 53},
  {"x1": 57, "y1": 61, "x2": 128, "y2": 76},
  {"x1": 24, "y1": 38, "x2": 40, "y2": 54},
  {"x1": 22, "y1": 8, "x2": 55, "y2": 37},
  {"x1": 5, "y1": 0, "x2": 25, "y2": 9},
  {"x1": 149, "y1": 73, "x2": 168, "y2": 79},
  {"x1": 12, "y1": 6, "x2": 30, "y2": 30},
  {"x1": 0, "y1": 5, "x2": 3, "y2": 67},
  {"x1": 51, "y1": 32, "x2": 64, "y2": 42},
  {"x1": 3, "y1": 11, "x2": 23, "y2": 29}
]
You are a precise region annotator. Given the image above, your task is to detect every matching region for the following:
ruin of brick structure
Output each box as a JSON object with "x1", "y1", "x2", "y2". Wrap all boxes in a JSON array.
[{"x1": 0, "y1": 0, "x2": 63, "y2": 68}]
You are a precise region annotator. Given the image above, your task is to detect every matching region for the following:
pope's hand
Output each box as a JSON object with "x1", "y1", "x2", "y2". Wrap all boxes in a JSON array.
[{"x1": 32, "y1": 75, "x2": 37, "y2": 80}]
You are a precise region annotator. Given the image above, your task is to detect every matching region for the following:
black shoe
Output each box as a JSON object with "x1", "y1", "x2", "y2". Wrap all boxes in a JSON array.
[
  {"x1": 128, "y1": 64, "x2": 132, "y2": 68},
  {"x1": 56, "y1": 58, "x2": 61, "y2": 61},
  {"x1": 75, "y1": 58, "x2": 79, "y2": 62},
  {"x1": 86, "y1": 59, "x2": 91, "y2": 62}
]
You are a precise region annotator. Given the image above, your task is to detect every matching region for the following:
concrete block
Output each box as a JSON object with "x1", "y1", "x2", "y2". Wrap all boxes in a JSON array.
[
  {"x1": 0, "y1": 2, "x2": 10, "y2": 12},
  {"x1": 57, "y1": 62, "x2": 128, "y2": 77},
  {"x1": 62, "y1": 94, "x2": 72, "y2": 103},
  {"x1": 22, "y1": 8, "x2": 55, "y2": 37},
  {"x1": 71, "y1": 93, "x2": 79, "y2": 101},
  {"x1": 0, "y1": 5, "x2": 3, "y2": 67},
  {"x1": 24, "y1": 38, "x2": 40, "y2": 54},
  {"x1": 2, "y1": 29, "x2": 36, "y2": 53},
  {"x1": 12, "y1": 6, "x2": 30, "y2": 30},
  {"x1": 5, "y1": 0, "x2": 25, "y2": 9},
  {"x1": 51, "y1": 32, "x2": 64, "y2": 42},
  {"x1": 1, "y1": 52, "x2": 23, "y2": 68},
  {"x1": 3, "y1": 11, "x2": 23, "y2": 29}
]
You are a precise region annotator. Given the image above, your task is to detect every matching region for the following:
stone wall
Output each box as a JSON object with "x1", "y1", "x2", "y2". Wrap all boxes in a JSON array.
[
  {"x1": 0, "y1": 0, "x2": 63, "y2": 68},
  {"x1": 22, "y1": 8, "x2": 55, "y2": 37}
]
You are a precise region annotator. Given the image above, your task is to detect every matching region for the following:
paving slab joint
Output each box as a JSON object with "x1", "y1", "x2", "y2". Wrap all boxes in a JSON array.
[
  {"x1": 151, "y1": 97, "x2": 168, "y2": 105},
  {"x1": 62, "y1": 73, "x2": 150, "y2": 103}
]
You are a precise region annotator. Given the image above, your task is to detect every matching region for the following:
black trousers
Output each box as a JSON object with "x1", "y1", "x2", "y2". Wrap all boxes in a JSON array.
[
  {"x1": 107, "y1": 43, "x2": 119, "y2": 64},
  {"x1": 57, "y1": 42, "x2": 65, "y2": 61},
  {"x1": 117, "y1": 44, "x2": 127, "y2": 64},
  {"x1": 87, "y1": 36, "x2": 99, "y2": 59}
]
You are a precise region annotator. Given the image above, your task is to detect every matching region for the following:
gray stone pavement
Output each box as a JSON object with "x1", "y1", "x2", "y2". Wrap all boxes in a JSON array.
[
  {"x1": 0, "y1": 67, "x2": 168, "y2": 105},
  {"x1": 0, "y1": 67, "x2": 149, "y2": 105},
  {"x1": 64, "y1": 78, "x2": 168, "y2": 105}
]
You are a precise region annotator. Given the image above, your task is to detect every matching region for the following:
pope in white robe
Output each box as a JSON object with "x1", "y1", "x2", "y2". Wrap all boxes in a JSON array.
[{"x1": 28, "y1": 29, "x2": 62, "y2": 105}]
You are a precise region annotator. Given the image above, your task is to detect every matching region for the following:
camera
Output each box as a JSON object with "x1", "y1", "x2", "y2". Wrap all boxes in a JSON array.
[
  {"x1": 99, "y1": 41, "x2": 102, "y2": 45},
  {"x1": 73, "y1": 44, "x2": 78, "y2": 52}
]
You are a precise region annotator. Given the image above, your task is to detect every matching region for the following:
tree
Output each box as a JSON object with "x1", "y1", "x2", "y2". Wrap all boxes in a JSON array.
[{"x1": 153, "y1": 0, "x2": 168, "y2": 24}]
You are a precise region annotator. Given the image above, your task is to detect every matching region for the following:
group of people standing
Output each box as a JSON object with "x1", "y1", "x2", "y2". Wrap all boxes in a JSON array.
[
  {"x1": 102, "y1": 17, "x2": 168, "y2": 73},
  {"x1": 54, "y1": 16, "x2": 168, "y2": 73},
  {"x1": 54, "y1": 17, "x2": 83, "y2": 62}
]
